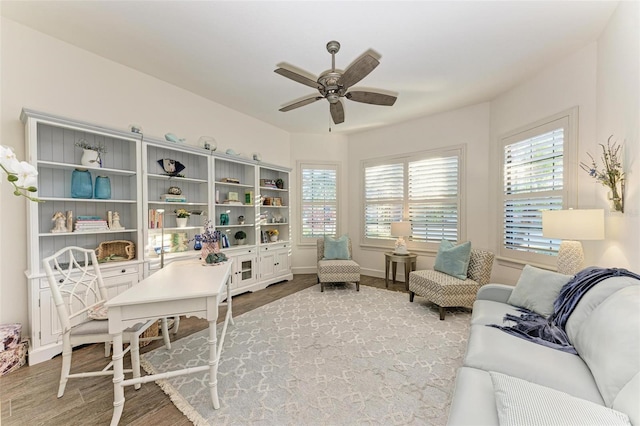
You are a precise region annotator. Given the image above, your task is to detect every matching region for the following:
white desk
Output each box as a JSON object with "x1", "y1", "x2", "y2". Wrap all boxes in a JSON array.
[{"x1": 105, "y1": 258, "x2": 233, "y2": 425}]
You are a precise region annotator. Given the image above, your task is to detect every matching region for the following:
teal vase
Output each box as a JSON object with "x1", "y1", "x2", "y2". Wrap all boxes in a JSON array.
[
  {"x1": 94, "y1": 176, "x2": 111, "y2": 199},
  {"x1": 71, "y1": 169, "x2": 92, "y2": 199}
]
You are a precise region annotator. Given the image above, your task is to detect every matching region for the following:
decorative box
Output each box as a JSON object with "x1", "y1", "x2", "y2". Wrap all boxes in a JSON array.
[
  {"x1": 0, "y1": 340, "x2": 28, "y2": 376},
  {"x1": 0, "y1": 323, "x2": 22, "y2": 352}
]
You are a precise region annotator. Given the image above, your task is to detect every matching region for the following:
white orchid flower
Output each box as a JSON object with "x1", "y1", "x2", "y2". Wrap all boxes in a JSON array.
[
  {"x1": 1, "y1": 144, "x2": 41, "y2": 202},
  {"x1": 0, "y1": 145, "x2": 20, "y2": 174},
  {"x1": 14, "y1": 161, "x2": 39, "y2": 188}
]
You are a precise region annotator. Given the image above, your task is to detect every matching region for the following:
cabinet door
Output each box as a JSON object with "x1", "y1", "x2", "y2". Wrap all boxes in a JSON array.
[
  {"x1": 274, "y1": 247, "x2": 291, "y2": 277},
  {"x1": 39, "y1": 287, "x2": 61, "y2": 346},
  {"x1": 234, "y1": 252, "x2": 258, "y2": 289},
  {"x1": 259, "y1": 250, "x2": 276, "y2": 281}
]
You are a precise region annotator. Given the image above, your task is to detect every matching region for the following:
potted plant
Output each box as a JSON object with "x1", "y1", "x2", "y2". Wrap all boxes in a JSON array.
[
  {"x1": 75, "y1": 138, "x2": 107, "y2": 168},
  {"x1": 175, "y1": 208, "x2": 190, "y2": 228},
  {"x1": 267, "y1": 229, "x2": 279, "y2": 242},
  {"x1": 234, "y1": 230, "x2": 247, "y2": 245},
  {"x1": 275, "y1": 178, "x2": 284, "y2": 189}
]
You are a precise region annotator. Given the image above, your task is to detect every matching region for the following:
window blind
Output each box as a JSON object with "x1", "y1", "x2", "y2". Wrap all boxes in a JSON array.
[
  {"x1": 503, "y1": 128, "x2": 564, "y2": 255},
  {"x1": 301, "y1": 167, "x2": 337, "y2": 238},
  {"x1": 409, "y1": 156, "x2": 459, "y2": 242},
  {"x1": 364, "y1": 163, "x2": 404, "y2": 239},
  {"x1": 363, "y1": 149, "x2": 463, "y2": 244}
]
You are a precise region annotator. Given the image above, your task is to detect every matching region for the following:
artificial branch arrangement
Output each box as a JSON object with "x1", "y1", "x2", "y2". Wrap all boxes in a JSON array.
[
  {"x1": 580, "y1": 135, "x2": 625, "y2": 212},
  {"x1": 75, "y1": 138, "x2": 107, "y2": 154}
]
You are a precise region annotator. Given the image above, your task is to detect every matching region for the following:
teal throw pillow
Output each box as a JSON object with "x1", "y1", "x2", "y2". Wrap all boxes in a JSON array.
[
  {"x1": 434, "y1": 240, "x2": 472, "y2": 280},
  {"x1": 324, "y1": 235, "x2": 350, "y2": 260}
]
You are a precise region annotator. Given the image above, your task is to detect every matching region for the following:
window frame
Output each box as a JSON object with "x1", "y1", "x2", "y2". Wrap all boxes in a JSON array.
[
  {"x1": 297, "y1": 161, "x2": 341, "y2": 246},
  {"x1": 498, "y1": 107, "x2": 578, "y2": 266},
  {"x1": 360, "y1": 145, "x2": 466, "y2": 252}
]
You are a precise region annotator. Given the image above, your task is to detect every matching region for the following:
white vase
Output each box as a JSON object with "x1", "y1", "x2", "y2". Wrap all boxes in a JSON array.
[
  {"x1": 176, "y1": 217, "x2": 188, "y2": 228},
  {"x1": 81, "y1": 149, "x2": 101, "y2": 168},
  {"x1": 236, "y1": 238, "x2": 246, "y2": 245},
  {"x1": 270, "y1": 235, "x2": 278, "y2": 242}
]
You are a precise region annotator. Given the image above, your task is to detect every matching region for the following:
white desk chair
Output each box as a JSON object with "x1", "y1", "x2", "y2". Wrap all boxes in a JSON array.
[{"x1": 42, "y1": 246, "x2": 170, "y2": 397}]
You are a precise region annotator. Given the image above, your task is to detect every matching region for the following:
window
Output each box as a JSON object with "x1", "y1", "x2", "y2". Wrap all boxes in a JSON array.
[
  {"x1": 363, "y1": 146, "x2": 464, "y2": 248},
  {"x1": 298, "y1": 162, "x2": 339, "y2": 243},
  {"x1": 500, "y1": 108, "x2": 577, "y2": 264}
]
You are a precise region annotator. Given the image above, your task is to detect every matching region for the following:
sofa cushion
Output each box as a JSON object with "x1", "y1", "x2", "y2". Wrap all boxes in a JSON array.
[
  {"x1": 464, "y1": 324, "x2": 604, "y2": 403},
  {"x1": 507, "y1": 265, "x2": 572, "y2": 317},
  {"x1": 490, "y1": 371, "x2": 631, "y2": 425},
  {"x1": 573, "y1": 285, "x2": 640, "y2": 408},
  {"x1": 446, "y1": 367, "x2": 499, "y2": 426},
  {"x1": 613, "y1": 372, "x2": 640, "y2": 426},
  {"x1": 470, "y1": 299, "x2": 521, "y2": 326},
  {"x1": 434, "y1": 240, "x2": 471, "y2": 280},
  {"x1": 566, "y1": 275, "x2": 639, "y2": 345}
]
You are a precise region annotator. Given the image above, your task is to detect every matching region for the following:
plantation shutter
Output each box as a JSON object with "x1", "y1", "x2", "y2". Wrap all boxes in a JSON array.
[
  {"x1": 408, "y1": 156, "x2": 459, "y2": 242},
  {"x1": 301, "y1": 166, "x2": 338, "y2": 238},
  {"x1": 364, "y1": 163, "x2": 404, "y2": 239},
  {"x1": 503, "y1": 128, "x2": 564, "y2": 255}
]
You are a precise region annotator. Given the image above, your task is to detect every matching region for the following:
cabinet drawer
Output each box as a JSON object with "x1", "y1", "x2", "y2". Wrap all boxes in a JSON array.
[
  {"x1": 101, "y1": 263, "x2": 140, "y2": 278},
  {"x1": 259, "y1": 243, "x2": 288, "y2": 253},
  {"x1": 38, "y1": 263, "x2": 140, "y2": 289}
]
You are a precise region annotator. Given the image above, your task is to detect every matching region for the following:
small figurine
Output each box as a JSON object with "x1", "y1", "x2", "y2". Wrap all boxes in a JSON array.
[
  {"x1": 51, "y1": 212, "x2": 68, "y2": 233},
  {"x1": 165, "y1": 133, "x2": 186, "y2": 144},
  {"x1": 110, "y1": 211, "x2": 125, "y2": 230}
]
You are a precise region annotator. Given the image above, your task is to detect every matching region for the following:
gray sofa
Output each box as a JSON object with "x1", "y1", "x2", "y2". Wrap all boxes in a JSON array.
[{"x1": 447, "y1": 274, "x2": 640, "y2": 425}]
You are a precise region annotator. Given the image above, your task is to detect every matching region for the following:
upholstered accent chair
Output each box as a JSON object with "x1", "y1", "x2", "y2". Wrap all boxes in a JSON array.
[
  {"x1": 409, "y1": 248, "x2": 494, "y2": 320},
  {"x1": 317, "y1": 237, "x2": 360, "y2": 292}
]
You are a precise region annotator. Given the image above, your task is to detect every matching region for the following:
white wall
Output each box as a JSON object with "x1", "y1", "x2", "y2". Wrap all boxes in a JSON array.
[
  {"x1": 595, "y1": 0, "x2": 640, "y2": 268},
  {"x1": 489, "y1": 2, "x2": 640, "y2": 285},
  {"x1": 0, "y1": 18, "x2": 290, "y2": 327},
  {"x1": 489, "y1": 43, "x2": 599, "y2": 284},
  {"x1": 290, "y1": 132, "x2": 349, "y2": 273},
  {"x1": 345, "y1": 103, "x2": 492, "y2": 278}
]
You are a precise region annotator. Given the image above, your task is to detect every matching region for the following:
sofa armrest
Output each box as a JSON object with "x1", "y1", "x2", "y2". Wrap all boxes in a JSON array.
[{"x1": 476, "y1": 284, "x2": 514, "y2": 303}]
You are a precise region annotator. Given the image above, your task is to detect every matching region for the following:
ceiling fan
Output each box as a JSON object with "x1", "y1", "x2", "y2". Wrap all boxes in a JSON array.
[{"x1": 275, "y1": 40, "x2": 397, "y2": 125}]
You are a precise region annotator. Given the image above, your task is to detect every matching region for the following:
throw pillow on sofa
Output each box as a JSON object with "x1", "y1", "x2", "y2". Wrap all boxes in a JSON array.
[
  {"x1": 323, "y1": 235, "x2": 350, "y2": 260},
  {"x1": 507, "y1": 265, "x2": 572, "y2": 317},
  {"x1": 433, "y1": 240, "x2": 471, "y2": 280},
  {"x1": 490, "y1": 371, "x2": 631, "y2": 425}
]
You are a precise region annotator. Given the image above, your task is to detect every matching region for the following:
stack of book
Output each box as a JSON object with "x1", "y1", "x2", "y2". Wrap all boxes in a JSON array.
[
  {"x1": 260, "y1": 179, "x2": 277, "y2": 189},
  {"x1": 160, "y1": 194, "x2": 186, "y2": 202},
  {"x1": 221, "y1": 177, "x2": 240, "y2": 184},
  {"x1": 75, "y1": 216, "x2": 109, "y2": 232}
]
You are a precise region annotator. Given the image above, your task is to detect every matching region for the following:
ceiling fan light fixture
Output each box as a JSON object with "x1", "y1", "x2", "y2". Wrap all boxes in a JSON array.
[{"x1": 275, "y1": 40, "x2": 398, "y2": 125}]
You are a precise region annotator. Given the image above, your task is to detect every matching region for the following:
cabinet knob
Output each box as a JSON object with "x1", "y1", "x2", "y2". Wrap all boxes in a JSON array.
[
  {"x1": 59, "y1": 278, "x2": 64, "y2": 283},
  {"x1": 121, "y1": 269, "x2": 126, "y2": 273}
]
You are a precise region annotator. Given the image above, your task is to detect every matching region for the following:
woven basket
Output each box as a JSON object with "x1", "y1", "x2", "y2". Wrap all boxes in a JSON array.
[
  {"x1": 139, "y1": 321, "x2": 159, "y2": 348},
  {"x1": 96, "y1": 240, "x2": 135, "y2": 261}
]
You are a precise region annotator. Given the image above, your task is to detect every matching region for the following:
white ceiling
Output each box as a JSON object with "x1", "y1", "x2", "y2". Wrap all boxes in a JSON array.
[{"x1": 1, "y1": 1, "x2": 618, "y2": 135}]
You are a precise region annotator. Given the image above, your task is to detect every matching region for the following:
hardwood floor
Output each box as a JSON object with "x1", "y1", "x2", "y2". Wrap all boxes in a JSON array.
[{"x1": 0, "y1": 274, "x2": 408, "y2": 425}]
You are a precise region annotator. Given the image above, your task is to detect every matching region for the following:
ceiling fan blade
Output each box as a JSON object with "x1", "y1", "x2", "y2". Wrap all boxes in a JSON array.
[
  {"x1": 279, "y1": 96, "x2": 323, "y2": 112},
  {"x1": 338, "y1": 52, "x2": 380, "y2": 90},
  {"x1": 346, "y1": 90, "x2": 397, "y2": 106},
  {"x1": 330, "y1": 100, "x2": 345, "y2": 124},
  {"x1": 274, "y1": 68, "x2": 320, "y2": 89}
]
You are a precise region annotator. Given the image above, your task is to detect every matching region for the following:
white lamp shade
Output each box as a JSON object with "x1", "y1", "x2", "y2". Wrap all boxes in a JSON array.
[
  {"x1": 391, "y1": 221, "x2": 412, "y2": 237},
  {"x1": 542, "y1": 209, "x2": 604, "y2": 241}
]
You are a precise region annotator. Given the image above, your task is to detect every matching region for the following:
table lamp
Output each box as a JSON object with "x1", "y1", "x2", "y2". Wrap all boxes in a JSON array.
[
  {"x1": 542, "y1": 209, "x2": 604, "y2": 275},
  {"x1": 390, "y1": 221, "x2": 412, "y2": 255}
]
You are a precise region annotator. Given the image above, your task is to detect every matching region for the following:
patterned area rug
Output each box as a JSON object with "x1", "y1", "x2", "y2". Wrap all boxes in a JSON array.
[{"x1": 141, "y1": 284, "x2": 470, "y2": 425}]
